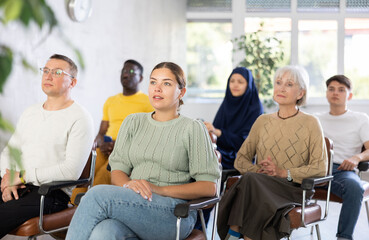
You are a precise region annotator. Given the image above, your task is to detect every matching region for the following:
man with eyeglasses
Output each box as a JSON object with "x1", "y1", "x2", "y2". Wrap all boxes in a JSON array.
[
  {"x1": 0, "y1": 54, "x2": 94, "y2": 237},
  {"x1": 72, "y1": 59, "x2": 153, "y2": 200}
]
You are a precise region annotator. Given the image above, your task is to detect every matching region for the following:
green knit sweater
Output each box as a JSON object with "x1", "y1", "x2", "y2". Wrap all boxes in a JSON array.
[{"x1": 109, "y1": 112, "x2": 220, "y2": 186}]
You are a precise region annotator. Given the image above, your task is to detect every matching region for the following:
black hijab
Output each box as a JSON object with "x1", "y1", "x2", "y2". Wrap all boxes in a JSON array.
[{"x1": 213, "y1": 67, "x2": 263, "y2": 169}]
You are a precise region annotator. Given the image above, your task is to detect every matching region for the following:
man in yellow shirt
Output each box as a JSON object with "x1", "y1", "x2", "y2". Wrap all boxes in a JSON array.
[
  {"x1": 71, "y1": 60, "x2": 153, "y2": 202},
  {"x1": 95, "y1": 59, "x2": 154, "y2": 182}
]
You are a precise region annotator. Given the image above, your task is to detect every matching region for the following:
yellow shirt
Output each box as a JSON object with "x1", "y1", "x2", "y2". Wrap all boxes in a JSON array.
[{"x1": 102, "y1": 92, "x2": 154, "y2": 140}]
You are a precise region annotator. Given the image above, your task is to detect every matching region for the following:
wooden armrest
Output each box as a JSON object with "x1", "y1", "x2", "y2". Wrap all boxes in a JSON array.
[
  {"x1": 301, "y1": 176, "x2": 333, "y2": 190},
  {"x1": 174, "y1": 196, "x2": 220, "y2": 218}
]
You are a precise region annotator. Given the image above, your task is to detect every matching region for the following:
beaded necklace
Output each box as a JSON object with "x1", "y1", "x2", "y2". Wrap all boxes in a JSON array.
[{"x1": 277, "y1": 108, "x2": 300, "y2": 120}]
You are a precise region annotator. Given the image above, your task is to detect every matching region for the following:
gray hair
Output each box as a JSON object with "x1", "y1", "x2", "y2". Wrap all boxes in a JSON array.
[{"x1": 274, "y1": 65, "x2": 309, "y2": 106}]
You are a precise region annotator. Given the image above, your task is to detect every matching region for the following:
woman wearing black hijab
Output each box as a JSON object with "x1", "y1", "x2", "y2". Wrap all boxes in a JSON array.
[{"x1": 204, "y1": 67, "x2": 264, "y2": 170}]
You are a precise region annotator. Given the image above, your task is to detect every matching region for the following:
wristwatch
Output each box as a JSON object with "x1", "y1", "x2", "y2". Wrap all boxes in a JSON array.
[
  {"x1": 287, "y1": 169, "x2": 293, "y2": 182},
  {"x1": 19, "y1": 170, "x2": 26, "y2": 184}
]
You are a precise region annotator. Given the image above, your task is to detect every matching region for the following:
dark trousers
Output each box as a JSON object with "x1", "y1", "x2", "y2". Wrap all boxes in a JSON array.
[{"x1": 0, "y1": 181, "x2": 69, "y2": 238}]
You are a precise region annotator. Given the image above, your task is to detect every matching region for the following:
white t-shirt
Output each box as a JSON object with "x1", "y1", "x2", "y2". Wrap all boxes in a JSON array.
[
  {"x1": 316, "y1": 110, "x2": 369, "y2": 164},
  {"x1": 0, "y1": 102, "x2": 94, "y2": 196}
]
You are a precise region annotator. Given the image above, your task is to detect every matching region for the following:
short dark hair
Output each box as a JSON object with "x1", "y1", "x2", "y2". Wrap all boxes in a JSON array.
[
  {"x1": 125, "y1": 59, "x2": 143, "y2": 75},
  {"x1": 326, "y1": 75, "x2": 352, "y2": 90},
  {"x1": 49, "y1": 54, "x2": 78, "y2": 78}
]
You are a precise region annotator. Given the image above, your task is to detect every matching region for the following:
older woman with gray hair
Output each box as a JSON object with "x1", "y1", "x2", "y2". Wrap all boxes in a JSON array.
[{"x1": 217, "y1": 65, "x2": 328, "y2": 240}]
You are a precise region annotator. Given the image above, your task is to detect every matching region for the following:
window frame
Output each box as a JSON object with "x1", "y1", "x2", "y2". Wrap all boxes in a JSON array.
[{"x1": 186, "y1": 0, "x2": 369, "y2": 103}]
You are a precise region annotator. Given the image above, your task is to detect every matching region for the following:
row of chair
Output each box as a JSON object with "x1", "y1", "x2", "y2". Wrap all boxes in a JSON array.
[{"x1": 8, "y1": 137, "x2": 369, "y2": 240}]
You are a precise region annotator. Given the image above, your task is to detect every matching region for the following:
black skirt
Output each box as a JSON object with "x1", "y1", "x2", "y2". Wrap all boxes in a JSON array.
[{"x1": 217, "y1": 172, "x2": 314, "y2": 240}]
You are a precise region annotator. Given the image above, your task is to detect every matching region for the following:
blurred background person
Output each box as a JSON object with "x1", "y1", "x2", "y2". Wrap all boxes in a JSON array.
[
  {"x1": 71, "y1": 59, "x2": 153, "y2": 203},
  {"x1": 204, "y1": 67, "x2": 263, "y2": 170}
]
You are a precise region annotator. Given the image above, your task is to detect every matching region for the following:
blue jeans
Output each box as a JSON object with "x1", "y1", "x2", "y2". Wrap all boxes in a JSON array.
[
  {"x1": 66, "y1": 185, "x2": 197, "y2": 240},
  {"x1": 327, "y1": 164, "x2": 364, "y2": 240}
]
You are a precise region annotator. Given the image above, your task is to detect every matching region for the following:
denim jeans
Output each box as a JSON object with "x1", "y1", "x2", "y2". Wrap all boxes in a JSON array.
[
  {"x1": 327, "y1": 164, "x2": 364, "y2": 240},
  {"x1": 66, "y1": 185, "x2": 197, "y2": 240}
]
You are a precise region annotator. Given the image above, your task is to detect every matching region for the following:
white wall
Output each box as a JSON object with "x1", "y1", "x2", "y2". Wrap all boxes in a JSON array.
[{"x1": 0, "y1": 0, "x2": 186, "y2": 139}]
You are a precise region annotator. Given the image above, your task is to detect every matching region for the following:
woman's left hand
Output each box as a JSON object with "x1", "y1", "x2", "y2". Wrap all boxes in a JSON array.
[
  {"x1": 257, "y1": 156, "x2": 283, "y2": 177},
  {"x1": 123, "y1": 179, "x2": 154, "y2": 201}
]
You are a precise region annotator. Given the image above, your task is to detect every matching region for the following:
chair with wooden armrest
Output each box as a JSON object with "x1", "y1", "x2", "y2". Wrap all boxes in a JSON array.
[
  {"x1": 9, "y1": 142, "x2": 97, "y2": 240},
  {"x1": 222, "y1": 137, "x2": 334, "y2": 240}
]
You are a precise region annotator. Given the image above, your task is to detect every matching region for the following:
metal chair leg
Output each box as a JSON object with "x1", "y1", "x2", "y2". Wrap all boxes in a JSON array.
[
  {"x1": 310, "y1": 225, "x2": 314, "y2": 235},
  {"x1": 198, "y1": 210, "x2": 208, "y2": 240},
  {"x1": 315, "y1": 224, "x2": 321, "y2": 240},
  {"x1": 176, "y1": 217, "x2": 181, "y2": 240},
  {"x1": 211, "y1": 204, "x2": 219, "y2": 240},
  {"x1": 365, "y1": 200, "x2": 369, "y2": 225}
]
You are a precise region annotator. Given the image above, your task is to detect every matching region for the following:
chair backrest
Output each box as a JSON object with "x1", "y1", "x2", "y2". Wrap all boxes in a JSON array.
[
  {"x1": 324, "y1": 137, "x2": 334, "y2": 175},
  {"x1": 78, "y1": 141, "x2": 97, "y2": 188},
  {"x1": 208, "y1": 131, "x2": 218, "y2": 148}
]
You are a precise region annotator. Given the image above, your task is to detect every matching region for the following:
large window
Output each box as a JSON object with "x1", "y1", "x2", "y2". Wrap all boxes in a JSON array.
[
  {"x1": 186, "y1": 22, "x2": 232, "y2": 99},
  {"x1": 244, "y1": 17, "x2": 291, "y2": 66},
  {"x1": 298, "y1": 20, "x2": 337, "y2": 97},
  {"x1": 345, "y1": 18, "x2": 369, "y2": 98},
  {"x1": 187, "y1": 0, "x2": 369, "y2": 100}
]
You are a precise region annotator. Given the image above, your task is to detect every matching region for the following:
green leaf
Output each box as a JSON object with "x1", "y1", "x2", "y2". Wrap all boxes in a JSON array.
[
  {"x1": 21, "y1": 57, "x2": 38, "y2": 74},
  {"x1": 3, "y1": 0, "x2": 23, "y2": 23},
  {"x1": 28, "y1": 0, "x2": 44, "y2": 28},
  {"x1": 74, "y1": 48, "x2": 85, "y2": 70},
  {"x1": 42, "y1": 1, "x2": 58, "y2": 29},
  {"x1": 8, "y1": 144, "x2": 23, "y2": 171},
  {"x1": 0, "y1": 46, "x2": 13, "y2": 93},
  {"x1": 0, "y1": 0, "x2": 6, "y2": 6},
  {"x1": 0, "y1": 114, "x2": 14, "y2": 132},
  {"x1": 19, "y1": 0, "x2": 33, "y2": 26}
]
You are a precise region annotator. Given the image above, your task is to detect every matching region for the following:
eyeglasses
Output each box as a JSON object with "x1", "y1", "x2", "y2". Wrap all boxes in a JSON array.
[
  {"x1": 122, "y1": 69, "x2": 139, "y2": 75},
  {"x1": 40, "y1": 67, "x2": 74, "y2": 78}
]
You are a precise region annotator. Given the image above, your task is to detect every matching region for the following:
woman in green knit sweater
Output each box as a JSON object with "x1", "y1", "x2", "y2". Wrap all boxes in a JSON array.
[
  {"x1": 217, "y1": 65, "x2": 328, "y2": 240},
  {"x1": 66, "y1": 62, "x2": 220, "y2": 240}
]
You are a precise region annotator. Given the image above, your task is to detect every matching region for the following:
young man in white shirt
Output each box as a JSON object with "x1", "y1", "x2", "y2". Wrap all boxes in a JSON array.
[
  {"x1": 316, "y1": 75, "x2": 369, "y2": 240},
  {"x1": 0, "y1": 54, "x2": 94, "y2": 237}
]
